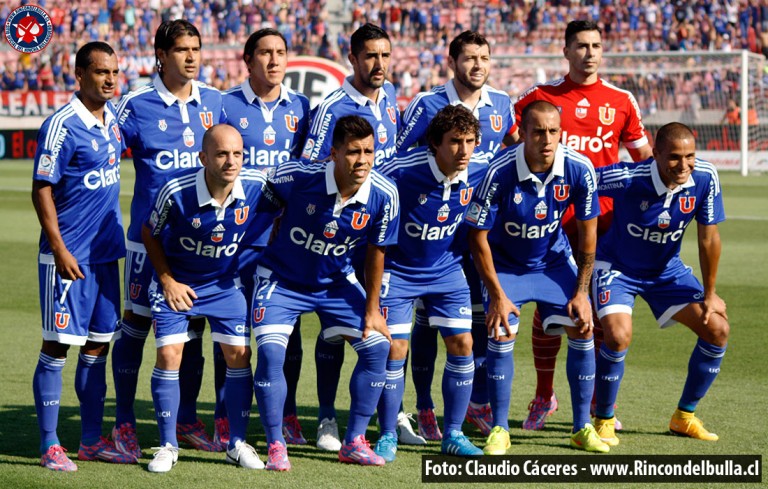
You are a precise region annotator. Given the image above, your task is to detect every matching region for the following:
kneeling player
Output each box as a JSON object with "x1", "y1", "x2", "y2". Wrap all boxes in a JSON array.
[{"x1": 591, "y1": 122, "x2": 729, "y2": 446}]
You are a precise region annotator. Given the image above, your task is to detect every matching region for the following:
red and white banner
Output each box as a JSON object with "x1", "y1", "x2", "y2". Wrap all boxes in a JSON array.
[{"x1": 0, "y1": 91, "x2": 73, "y2": 118}]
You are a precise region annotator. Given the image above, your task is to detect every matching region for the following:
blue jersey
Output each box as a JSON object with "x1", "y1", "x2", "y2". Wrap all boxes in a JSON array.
[
  {"x1": 595, "y1": 159, "x2": 725, "y2": 279},
  {"x1": 146, "y1": 168, "x2": 277, "y2": 294},
  {"x1": 396, "y1": 81, "x2": 515, "y2": 163},
  {"x1": 379, "y1": 146, "x2": 487, "y2": 281},
  {"x1": 301, "y1": 77, "x2": 399, "y2": 165},
  {"x1": 222, "y1": 82, "x2": 310, "y2": 169},
  {"x1": 33, "y1": 94, "x2": 125, "y2": 264},
  {"x1": 259, "y1": 160, "x2": 400, "y2": 289},
  {"x1": 465, "y1": 144, "x2": 599, "y2": 272},
  {"x1": 117, "y1": 77, "x2": 226, "y2": 243}
]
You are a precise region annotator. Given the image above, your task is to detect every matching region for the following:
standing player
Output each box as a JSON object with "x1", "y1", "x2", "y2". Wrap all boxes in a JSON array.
[
  {"x1": 32, "y1": 41, "x2": 136, "y2": 471},
  {"x1": 511, "y1": 20, "x2": 653, "y2": 431},
  {"x1": 374, "y1": 105, "x2": 485, "y2": 462},
  {"x1": 111, "y1": 20, "x2": 227, "y2": 457},
  {"x1": 591, "y1": 123, "x2": 728, "y2": 446},
  {"x1": 252, "y1": 116, "x2": 399, "y2": 470},
  {"x1": 223, "y1": 27, "x2": 311, "y2": 446},
  {"x1": 143, "y1": 125, "x2": 277, "y2": 473},
  {"x1": 299, "y1": 23, "x2": 404, "y2": 451},
  {"x1": 466, "y1": 101, "x2": 608, "y2": 454},
  {"x1": 395, "y1": 30, "x2": 515, "y2": 440}
]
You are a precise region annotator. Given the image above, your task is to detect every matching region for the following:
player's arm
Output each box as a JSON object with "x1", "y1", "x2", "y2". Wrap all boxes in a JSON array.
[
  {"x1": 568, "y1": 216, "x2": 598, "y2": 333},
  {"x1": 141, "y1": 221, "x2": 197, "y2": 312},
  {"x1": 697, "y1": 222, "x2": 727, "y2": 324},
  {"x1": 362, "y1": 244, "x2": 392, "y2": 342},
  {"x1": 31, "y1": 181, "x2": 84, "y2": 281},
  {"x1": 627, "y1": 143, "x2": 653, "y2": 162},
  {"x1": 468, "y1": 228, "x2": 519, "y2": 340}
]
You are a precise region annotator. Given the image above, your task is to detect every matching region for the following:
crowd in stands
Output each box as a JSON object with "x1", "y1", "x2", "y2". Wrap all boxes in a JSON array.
[{"x1": 2, "y1": 0, "x2": 768, "y2": 117}]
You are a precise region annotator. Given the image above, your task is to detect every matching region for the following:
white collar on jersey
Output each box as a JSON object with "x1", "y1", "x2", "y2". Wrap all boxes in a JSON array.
[
  {"x1": 324, "y1": 160, "x2": 372, "y2": 205},
  {"x1": 342, "y1": 76, "x2": 387, "y2": 106},
  {"x1": 195, "y1": 167, "x2": 246, "y2": 209},
  {"x1": 70, "y1": 93, "x2": 116, "y2": 129},
  {"x1": 651, "y1": 160, "x2": 695, "y2": 195},
  {"x1": 515, "y1": 143, "x2": 566, "y2": 185},
  {"x1": 153, "y1": 75, "x2": 203, "y2": 106},
  {"x1": 240, "y1": 80, "x2": 292, "y2": 105},
  {"x1": 445, "y1": 79, "x2": 493, "y2": 115},
  {"x1": 428, "y1": 152, "x2": 469, "y2": 185}
]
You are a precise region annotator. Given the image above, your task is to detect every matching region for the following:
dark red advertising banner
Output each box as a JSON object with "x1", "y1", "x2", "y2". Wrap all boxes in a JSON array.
[{"x1": 0, "y1": 91, "x2": 74, "y2": 118}]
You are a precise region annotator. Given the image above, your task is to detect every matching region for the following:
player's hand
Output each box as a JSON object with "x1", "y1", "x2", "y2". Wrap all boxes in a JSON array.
[
  {"x1": 568, "y1": 292, "x2": 593, "y2": 335},
  {"x1": 162, "y1": 279, "x2": 197, "y2": 312},
  {"x1": 363, "y1": 309, "x2": 391, "y2": 343},
  {"x1": 702, "y1": 292, "x2": 728, "y2": 325},
  {"x1": 53, "y1": 248, "x2": 85, "y2": 281},
  {"x1": 486, "y1": 295, "x2": 518, "y2": 341}
]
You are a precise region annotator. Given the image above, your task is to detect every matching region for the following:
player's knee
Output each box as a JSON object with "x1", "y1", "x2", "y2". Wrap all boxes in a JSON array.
[
  {"x1": 222, "y1": 344, "x2": 252, "y2": 368},
  {"x1": 82, "y1": 341, "x2": 109, "y2": 357},
  {"x1": 444, "y1": 332, "x2": 472, "y2": 356},
  {"x1": 389, "y1": 339, "x2": 409, "y2": 360},
  {"x1": 704, "y1": 316, "x2": 730, "y2": 347},
  {"x1": 41, "y1": 340, "x2": 69, "y2": 358}
]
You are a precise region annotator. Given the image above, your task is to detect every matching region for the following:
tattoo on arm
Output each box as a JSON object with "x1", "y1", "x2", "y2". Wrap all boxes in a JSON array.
[{"x1": 575, "y1": 251, "x2": 595, "y2": 294}]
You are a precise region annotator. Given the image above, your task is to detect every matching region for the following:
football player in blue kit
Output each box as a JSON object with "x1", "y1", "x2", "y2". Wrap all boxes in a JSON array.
[{"x1": 591, "y1": 122, "x2": 729, "y2": 446}]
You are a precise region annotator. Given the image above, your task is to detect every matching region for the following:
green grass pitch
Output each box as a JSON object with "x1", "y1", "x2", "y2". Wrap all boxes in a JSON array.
[{"x1": 0, "y1": 161, "x2": 766, "y2": 488}]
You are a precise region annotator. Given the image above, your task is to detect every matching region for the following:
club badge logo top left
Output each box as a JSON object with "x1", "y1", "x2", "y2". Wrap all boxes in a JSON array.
[{"x1": 4, "y1": 5, "x2": 53, "y2": 53}]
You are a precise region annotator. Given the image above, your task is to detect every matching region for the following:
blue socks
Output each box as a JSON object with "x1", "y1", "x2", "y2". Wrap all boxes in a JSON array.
[
  {"x1": 151, "y1": 367, "x2": 180, "y2": 447},
  {"x1": 377, "y1": 358, "x2": 405, "y2": 435},
  {"x1": 225, "y1": 367, "x2": 253, "y2": 448},
  {"x1": 75, "y1": 353, "x2": 107, "y2": 445},
  {"x1": 315, "y1": 335, "x2": 344, "y2": 421},
  {"x1": 679, "y1": 339, "x2": 726, "y2": 412},
  {"x1": 33, "y1": 352, "x2": 65, "y2": 453},
  {"x1": 442, "y1": 353, "x2": 474, "y2": 434},
  {"x1": 595, "y1": 344, "x2": 627, "y2": 419},
  {"x1": 411, "y1": 309, "x2": 438, "y2": 410},
  {"x1": 486, "y1": 339, "x2": 515, "y2": 430},
  {"x1": 254, "y1": 339, "x2": 288, "y2": 445},
  {"x1": 345, "y1": 335, "x2": 389, "y2": 443},
  {"x1": 566, "y1": 338, "x2": 595, "y2": 431},
  {"x1": 111, "y1": 319, "x2": 149, "y2": 427}
]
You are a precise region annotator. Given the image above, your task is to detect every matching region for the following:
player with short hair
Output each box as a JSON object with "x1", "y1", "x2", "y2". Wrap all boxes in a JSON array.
[
  {"x1": 111, "y1": 20, "x2": 227, "y2": 456},
  {"x1": 395, "y1": 29, "x2": 516, "y2": 440},
  {"x1": 591, "y1": 122, "x2": 728, "y2": 446},
  {"x1": 223, "y1": 27, "x2": 311, "y2": 446},
  {"x1": 32, "y1": 41, "x2": 136, "y2": 471},
  {"x1": 300, "y1": 23, "x2": 404, "y2": 451},
  {"x1": 252, "y1": 115, "x2": 399, "y2": 469},
  {"x1": 511, "y1": 20, "x2": 653, "y2": 431},
  {"x1": 373, "y1": 105, "x2": 486, "y2": 462},
  {"x1": 143, "y1": 125, "x2": 278, "y2": 473},
  {"x1": 467, "y1": 101, "x2": 609, "y2": 454}
]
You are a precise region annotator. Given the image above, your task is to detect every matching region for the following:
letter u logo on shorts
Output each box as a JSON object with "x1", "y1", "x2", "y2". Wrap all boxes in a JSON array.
[
  {"x1": 351, "y1": 211, "x2": 370, "y2": 230},
  {"x1": 553, "y1": 184, "x2": 570, "y2": 202},
  {"x1": 285, "y1": 115, "x2": 299, "y2": 133},
  {"x1": 598, "y1": 290, "x2": 611, "y2": 305},
  {"x1": 234, "y1": 206, "x2": 250, "y2": 225},
  {"x1": 252, "y1": 307, "x2": 266, "y2": 323},
  {"x1": 129, "y1": 283, "x2": 142, "y2": 300},
  {"x1": 460, "y1": 187, "x2": 473, "y2": 205},
  {"x1": 489, "y1": 115, "x2": 503, "y2": 132},
  {"x1": 199, "y1": 111, "x2": 214, "y2": 129},
  {"x1": 679, "y1": 196, "x2": 696, "y2": 214},
  {"x1": 54, "y1": 312, "x2": 70, "y2": 330}
]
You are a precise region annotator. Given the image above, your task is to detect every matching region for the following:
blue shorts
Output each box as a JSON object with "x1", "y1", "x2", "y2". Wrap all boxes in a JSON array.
[
  {"x1": 149, "y1": 280, "x2": 249, "y2": 347},
  {"x1": 381, "y1": 269, "x2": 472, "y2": 340},
  {"x1": 124, "y1": 240, "x2": 154, "y2": 317},
  {"x1": 484, "y1": 259, "x2": 579, "y2": 336},
  {"x1": 592, "y1": 261, "x2": 705, "y2": 328},
  {"x1": 38, "y1": 255, "x2": 121, "y2": 345},
  {"x1": 250, "y1": 266, "x2": 367, "y2": 341}
]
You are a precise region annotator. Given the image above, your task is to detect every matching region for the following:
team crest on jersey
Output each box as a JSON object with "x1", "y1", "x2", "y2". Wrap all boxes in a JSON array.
[
  {"x1": 108, "y1": 152, "x2": 116, "y2": 165},
  {"x1": 129, "y1": 283, "x2": 142, "y2": 300},
  {"x1": 285, "y1": 114, "x2": 299, "y2": 133},
  {"x1": 253, "y1": 307, "x2": 266, "y2": 323},
  {"x1": 599, "y1": 105, "x2": 616, "y2": 125},
  {"x1": 489, "y1": 114, "x2": 503, "y2": 132},
  {"x1": 306, "y1": 203, "x2": 316, "y2": 215},
  {"x1": 158, "y1": 119, "x2": 168, "y2": 131},
  {"x1": 191, "y1": 218, "x2": 201, "y2": 228},
  {"x1": 264, "y1": 125, "x2": 276, "y2": 146},
  {"x1": 54, "y1": 312, "x2": 70, "y2": 329},
  {"x1": 514, "y1": 193, "x2": 523, "y2": 205},
  {"x1": 460, "y1": 187, "x2": 473, "y2": 205},
  {"x1": 534, "y1": 201, "x2": 548, "y2": 220},
  {"x1": 37, "y1": 154, "x2": 53, "y2": 176},
  {"x1": 91, "y1": 139, "x2": 99, "y2": 151},
  {"x1": 377, "y1": 123, "x2": 388, "y2": 144},
  {"x1": 234, "y1": 206, "x2": 250, "y2": 225},
  {"x1": 199, "y1": 111, "x2": 214, "y2": 129},
  {"x1": 437, "y1": 204, "x2": 450, "y2": 223},
  {"x1": 239, "y1": 117, "x2": 249, "y2": 129},
  {"x1": 351, "y1": 211, "x2": 370, "y2": 230},
  {"x1": 183, "y1": 126, "x2": 195, "y2": 147},
  {"x1": 323, "y1": 220, "x2": 339, "y2": 238},
  {"x1": 657, "y1": 210, "x2": 671, "y2": 229},
  {"x1": 679, "y1": 196, "x2": 696, "y2": 213},
  {"x1": 211, "y1": 223, "x2": 225, "y2": 242},
  {"x1": 640, "y1": 200, "x2": 649, "y2": 211},
  {"x1": 553, "y1": 184, "x2": 570, "y2": 202},
  {"x1": 418, "y1": 194, "x2": 427, "y2": 205},
  {"x1": 575, "y1": 98, "x2": 590, "y2": 119},
  {"x1": 386, "y1": 106, "x2": 397, "y2": 125},
  {"x1": 598, "y1": 290, "x2": 611, "y2": 305},
  {"x1": 111, "y1": 124, "x2": 122, "y2": 142}
]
